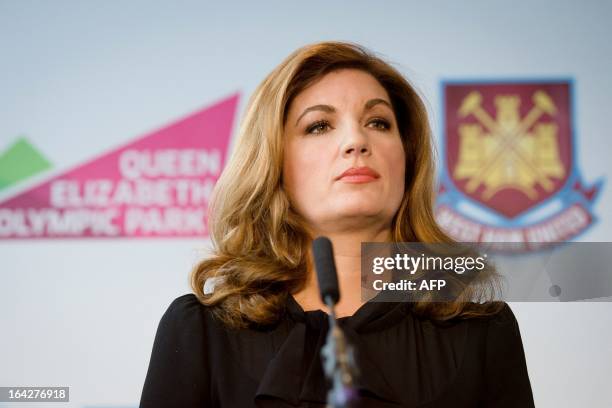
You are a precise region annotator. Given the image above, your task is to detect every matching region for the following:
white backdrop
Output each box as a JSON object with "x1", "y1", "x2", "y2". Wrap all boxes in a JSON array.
[{"x1": 1, "y1": 1, "x2": 611, "y2": 407}]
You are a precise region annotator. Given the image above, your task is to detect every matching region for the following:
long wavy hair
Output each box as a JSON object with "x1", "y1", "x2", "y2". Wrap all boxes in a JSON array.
[{"x1": 190, "y1": 41, "x2": 503, "y2": 328}]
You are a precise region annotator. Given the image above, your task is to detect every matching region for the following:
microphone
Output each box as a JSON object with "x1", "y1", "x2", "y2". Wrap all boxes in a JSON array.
[
  {"x1": 312, "y1": 236, "x2": 358, "y2": 408},
  {"x1": 312, "y1": 236, "x2": 340, "y2": 306}
]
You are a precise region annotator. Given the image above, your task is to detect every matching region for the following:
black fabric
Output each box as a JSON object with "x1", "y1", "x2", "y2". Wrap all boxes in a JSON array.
[{"x1": 140, "y1": 293, "x2": 535, "y2": 407}]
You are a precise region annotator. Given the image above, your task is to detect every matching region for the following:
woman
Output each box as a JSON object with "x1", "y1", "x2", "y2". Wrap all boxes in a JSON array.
[{"x1": 140, "y1": 41, "x2": 535, "y2": 407}]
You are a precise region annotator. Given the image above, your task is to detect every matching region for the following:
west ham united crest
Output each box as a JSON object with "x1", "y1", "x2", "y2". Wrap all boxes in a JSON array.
[{"x1": 436, "y1": 80, "x2": 603, "y2": 250}]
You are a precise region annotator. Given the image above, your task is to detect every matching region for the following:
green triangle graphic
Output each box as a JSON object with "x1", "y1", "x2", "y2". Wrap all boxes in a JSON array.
[{"x1": 0, "y1": 137, "x2": 52, "y2": 191}]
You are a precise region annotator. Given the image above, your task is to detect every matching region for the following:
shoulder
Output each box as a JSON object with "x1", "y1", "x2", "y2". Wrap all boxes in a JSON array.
[
  {"x1": 148, "y1": 294, "x2": 228, "y2": 365},
  {"x1": 438, "y1": 303, "x2": 526, "y2": 359},
  {"x1": 156, "y1": 293, "x2": 221, "y2": 341},
  {"x1": 452, "y1": 302, "x2": 523, "y2": 345},
  {"x1": 427, "y1": 302, "x2": 520, "y2": 331},
  {"x1": 163, "y1": 293, "x2": 205, "y2": 320},
  {"x1": 481, "y1": 302, "x2": 523, "y2": 342}
]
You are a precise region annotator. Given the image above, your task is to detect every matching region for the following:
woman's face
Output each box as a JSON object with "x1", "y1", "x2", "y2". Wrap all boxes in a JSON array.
[{"x1": 283, "y1": 68, "x2": 406, "y2": 234}]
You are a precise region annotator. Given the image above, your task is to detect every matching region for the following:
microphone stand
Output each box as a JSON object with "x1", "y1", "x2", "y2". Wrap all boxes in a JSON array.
[{"x1": 320, "y1": 295, "x2": 359, "y2": 408}]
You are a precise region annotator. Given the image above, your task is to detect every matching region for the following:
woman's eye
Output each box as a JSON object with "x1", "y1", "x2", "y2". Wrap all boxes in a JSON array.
[
  {"x1": 306, "y1": 120, "x2": 331, "y2": 134},
  {"x1": 368, "y1": 119, "x2": 391, "y2": 130}
]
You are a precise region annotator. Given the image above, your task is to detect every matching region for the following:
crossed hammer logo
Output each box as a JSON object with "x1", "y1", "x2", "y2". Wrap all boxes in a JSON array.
[{"x1": 455, "y1": 90, "x2": 564, "y2": 200}]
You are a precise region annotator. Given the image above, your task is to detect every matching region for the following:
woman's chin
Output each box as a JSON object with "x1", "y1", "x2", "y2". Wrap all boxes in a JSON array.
[{"x1": 331, "y1": 204, "x2": 391, "y2": 223}]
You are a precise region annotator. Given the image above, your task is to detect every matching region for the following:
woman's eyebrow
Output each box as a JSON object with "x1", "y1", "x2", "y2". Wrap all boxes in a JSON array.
[
  {"x1": 295, "y1": 104, "x2": 335, "y2": 126},
  {"x1": 364, "y1": 98, "x2": 392, "y2": 112},
  {"x1": 294, "y1": 98, "x2": 392, "y2": 127}
]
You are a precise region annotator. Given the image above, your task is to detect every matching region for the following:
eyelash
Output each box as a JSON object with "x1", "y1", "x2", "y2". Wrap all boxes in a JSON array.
[{"x1": 306, "y1": 118, "x2": 391, "y2": 134}]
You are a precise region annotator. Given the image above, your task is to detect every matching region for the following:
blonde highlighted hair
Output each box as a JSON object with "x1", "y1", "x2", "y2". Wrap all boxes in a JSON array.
[{"x1": 191, "y1": 41, "x2": 502, "y2": 328}]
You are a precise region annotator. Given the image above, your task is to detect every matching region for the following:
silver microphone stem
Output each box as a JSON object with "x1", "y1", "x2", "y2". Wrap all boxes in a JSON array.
[{"x1": 321, "y1": 296, "x2": 358, "y2": 408}]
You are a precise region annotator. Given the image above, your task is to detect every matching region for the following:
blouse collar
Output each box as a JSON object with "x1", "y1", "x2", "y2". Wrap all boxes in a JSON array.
[
  {"x1": 285, "y1": 290, "x2": 411, "y2": 333},
  {"x1": 254, "y1": 291, "x2": 410, "y2": 406}
]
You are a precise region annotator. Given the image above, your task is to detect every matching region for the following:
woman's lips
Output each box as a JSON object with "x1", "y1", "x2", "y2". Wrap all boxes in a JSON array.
[{"x1": 336, "y1": 166, "x2": 381, "y2": 183}]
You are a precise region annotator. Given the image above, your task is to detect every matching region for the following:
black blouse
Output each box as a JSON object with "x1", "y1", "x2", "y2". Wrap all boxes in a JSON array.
[{"x1": 140, "y1": 293, "x2": 535, "y2": 407}]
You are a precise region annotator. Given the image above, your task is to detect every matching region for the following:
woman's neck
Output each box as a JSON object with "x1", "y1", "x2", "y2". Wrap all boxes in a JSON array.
[{"x1": 292, "y1": 227, "x2": 391, "y2": 318}]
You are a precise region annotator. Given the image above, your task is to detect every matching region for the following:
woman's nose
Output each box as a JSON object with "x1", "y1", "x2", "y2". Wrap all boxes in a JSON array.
[{"x1": 341, "y1": 130, "x2": 372, "y2": 158}]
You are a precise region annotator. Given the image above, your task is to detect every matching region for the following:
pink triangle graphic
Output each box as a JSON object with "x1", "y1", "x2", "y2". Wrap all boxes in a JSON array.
[{"x1": 0, "y1": 93, "x2": 239, "y2": 239}]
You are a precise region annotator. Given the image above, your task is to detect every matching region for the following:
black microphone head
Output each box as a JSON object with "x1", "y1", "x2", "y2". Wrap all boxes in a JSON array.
[{"x1": 312, "y1": 236, "x2": 340, "y2": 305}]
